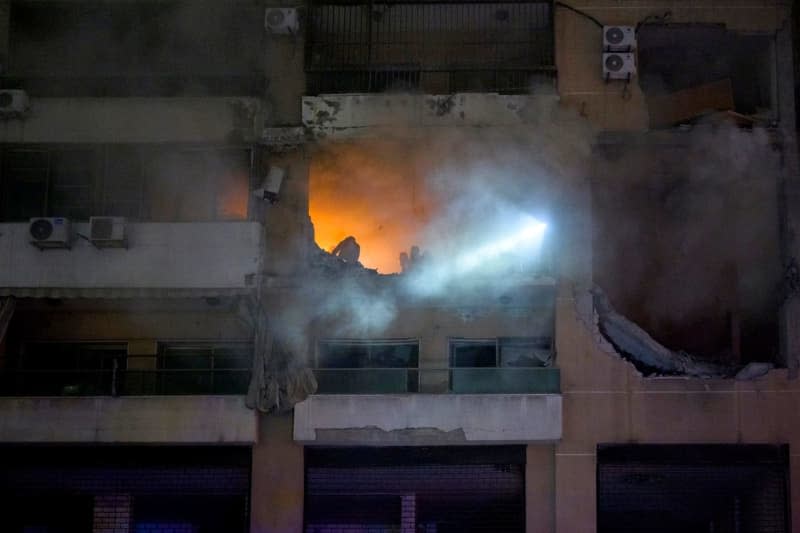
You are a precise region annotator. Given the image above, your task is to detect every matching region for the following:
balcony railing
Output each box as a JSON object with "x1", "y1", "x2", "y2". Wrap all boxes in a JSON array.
[
  {"x1": 0, "y1": 368, "x2": 250, "y2": 397},
  {"x1": 313, "y1": 367, "x2": 560, "y2": 394}
]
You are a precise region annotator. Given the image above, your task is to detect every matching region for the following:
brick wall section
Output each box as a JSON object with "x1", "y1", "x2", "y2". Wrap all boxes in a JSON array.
[{"x1": 93, "y1": 494, "x2": 132, "y2": 533}]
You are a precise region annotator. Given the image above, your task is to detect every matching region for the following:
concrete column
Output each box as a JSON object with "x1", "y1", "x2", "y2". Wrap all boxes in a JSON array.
[
  {"x1": 250, "y1": 413, "x2": 304, "y2": 533},
  {"x1": 92, "y1": 494, "x2": 132, "y2": 533},
  {"x1": 776, "y1": 20, "x2": 800, "y2": 377},
  {"x1": 400, "y1": 493, "x2": 417, "y2": 533},
  {"x1": 526, "y1": 445, "x2": 555, "y2": 533}
]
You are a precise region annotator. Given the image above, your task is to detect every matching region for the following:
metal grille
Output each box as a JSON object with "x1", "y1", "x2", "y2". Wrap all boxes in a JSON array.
[
  {"x1": 0, "y1": 446, "x2": 251, "y2": 533},
  {"x1": 306, "y1": 0, "x2": 554, "y2": 94},
  {"x1": 305, "y1": 446, "x2": 525, "y2": 532},
  {"x1": 597, "y1": 444, "x2": 790, "y2": 533}
]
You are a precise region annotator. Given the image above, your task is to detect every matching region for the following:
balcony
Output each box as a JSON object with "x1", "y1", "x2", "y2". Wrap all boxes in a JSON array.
[
  {"x1": 295, "y1": 367, "x2": 562, "y2": 446},
  {"x1": 313, "y1": 367, "x2": 560, "y2": 394},
  {"x1": 0, "y1": 221, "x2": 262, "y2": 297}
]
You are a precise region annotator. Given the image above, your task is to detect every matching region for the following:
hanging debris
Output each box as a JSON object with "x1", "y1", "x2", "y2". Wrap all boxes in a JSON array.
[{"x1": 592, "y1": 287, "x2": 733, "y2": 378}]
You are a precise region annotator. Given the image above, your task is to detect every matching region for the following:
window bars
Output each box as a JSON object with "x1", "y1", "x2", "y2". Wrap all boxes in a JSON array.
[{"x1": 306, "y1": 0, "x2": 555, "y2": 94}]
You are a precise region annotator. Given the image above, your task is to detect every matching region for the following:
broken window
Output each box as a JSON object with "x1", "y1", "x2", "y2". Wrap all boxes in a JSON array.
[
  {"x1": 305, "y1": 0, "x2": 555, "y2": 94},
  {"x1": 0, "y1": 145, "x2": 252, "y2": 222},
  {"x1": 315, "y1": 339, "x2": 419, "y2": 393},
  {"x1": 305, "y1": 446, "x2": 525, "y2": 533},
  {"x1": 450, "y1": 337, "x2": 552, "y2": 368},
  {"x1": 6, "y1": 1, "x2": 265, "y2": 96},
  {"x1": 637, "y1": 25, "x2": 775, "y2": 127},
  {"x1": 598, "y1": 444, "x2": 790, "y2": 533}
]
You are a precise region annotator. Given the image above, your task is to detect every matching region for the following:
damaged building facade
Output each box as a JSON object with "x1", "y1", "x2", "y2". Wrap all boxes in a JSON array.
[{"x1": 0, "y1": 0, "x2": 799, "y2": 532}]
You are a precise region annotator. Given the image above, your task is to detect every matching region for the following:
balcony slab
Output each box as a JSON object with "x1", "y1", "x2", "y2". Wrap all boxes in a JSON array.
[{"x1": 294, "y1": 393, "x2": 562, "y2": 446}]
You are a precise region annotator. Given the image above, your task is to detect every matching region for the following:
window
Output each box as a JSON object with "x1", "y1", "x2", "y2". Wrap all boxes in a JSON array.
[
  {"x1": 306, "y1": 0, "x2": 555, "y2": 94},
  {"x1": 6, "y1": 1, "x2": 265, "y2": 97},
  {"x1": 450, "y1": 337, "x2": 552, "y2": 368},
  {"x1": 6, "y1": 342, "x2": 127, "y2": 396},
  {"x1": 317, "y1": 339, "x2": 419, "y2": 369},
  {"x1": 315, "y1": 339, "x2": 419, "y2": 393},
  {"x1": 156, "y1": 342, "x2": 253, "y2": 394},
  {"x1": 0, "y1": 145, "x2": 252, "y2": 222}
]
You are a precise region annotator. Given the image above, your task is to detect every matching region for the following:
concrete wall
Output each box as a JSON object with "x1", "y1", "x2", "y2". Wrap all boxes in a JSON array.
[
  {"x1": 302, "y1": 94, "x2": 561, "y2": 137},
  {"x1": 0, "y1": 395, "x2": 257, "y2": 443},
  {"x1": 555, "y1": 1, "x2": 788, "y2": 131},
  {"x1": 555, "y1": 282, "x2": 800, "y2": 533},
  {"x1": 251, "y1": 414, "x2": 305, "y2": 533},
  {"x1": 0, "y1": 98, "x2": 263, "y2": 144},
  {"x1": 294, "y1": 393, "x2": 562, "y2": 445},
  {"x1": 0, "y1": 221, "x2": 263, "y2": 293}
]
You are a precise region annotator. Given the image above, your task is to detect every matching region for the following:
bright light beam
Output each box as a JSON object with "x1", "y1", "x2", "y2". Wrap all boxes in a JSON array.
[{"x1": 455, "y1": 218, "x2": 547, "y2": 274}]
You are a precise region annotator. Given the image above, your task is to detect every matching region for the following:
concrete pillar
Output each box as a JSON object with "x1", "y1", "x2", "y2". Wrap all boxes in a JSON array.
[
  {"x1": 776, "y1": 19, "x2": 800, "y2": 377},
  {"x1": 92, "y1": 494, "x2": 132, "y2": 533},
  {"x1": 526, "y1": 445, "x2": 555, "y2": 533},
  {"x1": 400, "y1": 493, "x2": 417, "y2": 533},
  {"x1": 250, "y1": 413, "x2": 304, "y2": 533}
]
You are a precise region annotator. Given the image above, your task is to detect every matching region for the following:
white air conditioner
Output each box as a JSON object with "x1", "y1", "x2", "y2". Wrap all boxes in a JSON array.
[
  {"x1": 265, "y1": 7, "x2": 299, "y2": 34},
  {"x1": 0, "y1": 90, "x2": 30, "y2": 118},
  {"x1": 29, "y1": 217, "x2": 71, "y2": 250},
  {"x1": 89, "y1": 216, "x2": 127, "y2": 248},
  {"x1": 603, "y1": 26, "x2": 636, "y2": 51},
  {"x1": 603, "y1": 53, "x2": 636, "y2": 80}
]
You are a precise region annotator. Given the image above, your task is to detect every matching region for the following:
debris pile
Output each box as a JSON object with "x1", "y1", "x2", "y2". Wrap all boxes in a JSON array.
[{"x1": 592, "y1": 287, "x2": 773, "y2": 380}]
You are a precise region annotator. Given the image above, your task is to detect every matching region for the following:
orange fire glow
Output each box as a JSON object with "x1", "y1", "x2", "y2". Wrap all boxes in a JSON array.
[
  {"x1": 217, "y1": 170, "x2": 249, "y2": 220},
  {"x1": 309, "y1": 142, "x2": 438, "y2": 274}
]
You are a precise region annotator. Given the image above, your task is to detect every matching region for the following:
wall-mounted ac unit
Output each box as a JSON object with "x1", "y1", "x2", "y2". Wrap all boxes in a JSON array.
[
  {"x1": 29, "y1": 217, "x2": 71, "y2": 250},
  {"x1": 89, "y1": 216, "x2": 127, "y2": 248},
  {"x1": 265, "y1": 7, "x2": 299, "y2": 34},
  {"x1": 603, "y1": 53, "x2": 636, "y2": 80},
  {"x1": 0, "y1": 90, "x2": 30, "y2": 118},
  {"x1": 603, "y1": 26, "x2": 636, "y2": 51}
]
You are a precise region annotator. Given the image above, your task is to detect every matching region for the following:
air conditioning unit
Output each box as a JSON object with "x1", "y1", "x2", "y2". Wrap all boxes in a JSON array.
[
  {"x1": 603, "y1": 53, "x2": 636, "y2": 80},
  {"x1": 29, "y1": 217, "x2": 71, "y2": 250},
  {"x1": 265, "y1": 7, "x2": 299, "y2": 34},
  {"x1": 603, "y1": 26, "x2": 636, "y2": 51},
  {"x1": 0, "y1": 90, "x2": 30, "y2": 118},
  {"x1": 89, "y1": 216, "x2": 127, "y2": 248}
]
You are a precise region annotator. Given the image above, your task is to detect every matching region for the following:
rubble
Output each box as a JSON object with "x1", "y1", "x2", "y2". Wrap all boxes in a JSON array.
[{"x1": 592, "y1": 287, "x2": 733, "y2": 378}]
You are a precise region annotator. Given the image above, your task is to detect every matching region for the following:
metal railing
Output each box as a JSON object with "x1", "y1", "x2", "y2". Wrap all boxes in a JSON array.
[
  {"x1": 312, "y1": 367, "x2": 560, "y2": 394},
  {"x1": 0, "y1": 367, "x2": 251, "y2": 397},
  {"x1": 306, "y1": 0, "x2": 555, "y2": 95}
]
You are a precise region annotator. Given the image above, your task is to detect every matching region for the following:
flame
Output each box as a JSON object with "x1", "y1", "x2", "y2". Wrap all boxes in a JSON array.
[
  {"x1": 217, "y1": 170, "x2": 249, "y2": 220},
  {"x1": 309, "y1": 142, "x2": 438, "y2": 273}
]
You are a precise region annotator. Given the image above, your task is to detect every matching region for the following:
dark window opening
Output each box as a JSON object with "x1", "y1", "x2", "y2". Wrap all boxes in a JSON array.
[
  {"x1": 0, "y1": 340, "x2": 252, "y2": 396},
  {"x1": 305, "y1": 0, "x2": 555, "y2": 95},
  {"x1": 149, "y1": 342, "x2": 253, "y2": 395},
  {"x1": 305, "y1": 446, "x2": 525, "y2": 533},
  {"x1": 450, "y1": 337, "x2": 552, "y2": 368},
  {"x1": 0, "y1": 145, "x2": 252, "y2": 222},
  {"x1": 315, "y1": 339, "x2": 419, "y2": 393},
  {"x1": 637, "y1": 25, "x2": 775, "y2": 127},
  {"x1": 597, "y1": 444, "x2": 790, "y2": 533},
  {"x1": 0, "y1": 342, "x2": 127, "y2": 396},
  {"x1": 6, "y1": 1, "x2": 265, "y2": 97}
]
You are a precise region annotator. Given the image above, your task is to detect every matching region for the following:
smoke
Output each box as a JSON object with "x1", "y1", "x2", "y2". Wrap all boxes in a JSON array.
[
  {"x1": 12, "y1": 2, "x2": 263, "y2": 96},
  {"x1": 304, "y1": 97, "x2": 594, "y2": 336},
  {"x1": 593, "y1": 123, "x2": 782, "y2": 358}
]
